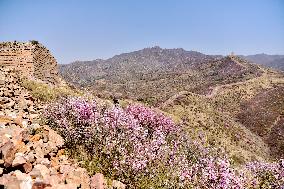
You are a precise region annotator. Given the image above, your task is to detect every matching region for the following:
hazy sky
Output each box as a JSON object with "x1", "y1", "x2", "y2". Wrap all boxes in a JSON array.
[{"x1": 0, "y1": 0, "x2": 284, "y2": 64}]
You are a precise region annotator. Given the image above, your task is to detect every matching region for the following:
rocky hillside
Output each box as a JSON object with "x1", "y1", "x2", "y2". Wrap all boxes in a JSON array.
[{"x1": 0, "y1": 68, "x2": 125, "y2": 188}]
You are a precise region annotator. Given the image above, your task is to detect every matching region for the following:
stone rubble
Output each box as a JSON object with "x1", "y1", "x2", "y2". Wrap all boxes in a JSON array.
[{"x1": 0, "y1": 68, "x2": 125, "y2": 189}]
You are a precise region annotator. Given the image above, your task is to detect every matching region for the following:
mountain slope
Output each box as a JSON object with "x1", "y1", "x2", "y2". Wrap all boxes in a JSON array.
[{"x1": 243, "y1": 54, "x2": 284, "y2": 71}]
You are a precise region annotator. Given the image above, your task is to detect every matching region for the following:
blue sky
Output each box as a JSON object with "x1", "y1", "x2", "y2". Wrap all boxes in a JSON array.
[{"x1": 0, "y1": 0, "x2": 284, "y2": 64}]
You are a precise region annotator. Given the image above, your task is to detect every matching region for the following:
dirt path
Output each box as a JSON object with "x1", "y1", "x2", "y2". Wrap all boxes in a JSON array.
[
  {"x1": 159, "y1": 91, "x2": 196, "y2": 109},
  {"x1": 160, "y1": 67, "x2": 269, "y2": 108},
  {"x1": 205, "y1": 69, "x2": 268, "y2": 98},
  {"x1": 266, "y1": 115, "x2": 283, "y2": 136}
]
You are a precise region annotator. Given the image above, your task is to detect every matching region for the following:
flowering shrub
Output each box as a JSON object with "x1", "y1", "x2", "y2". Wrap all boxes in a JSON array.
[
  {"x1": 245, "y1": 160, "x2": 284, "y2": 188},
  {"x1": 45, "y1": 97, "x2": 284, "y2": 188}
]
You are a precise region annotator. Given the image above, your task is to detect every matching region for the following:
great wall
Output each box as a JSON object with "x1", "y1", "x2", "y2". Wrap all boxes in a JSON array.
[
  {"x1": 0, "y1": 41, "x2": 60, "y2": 85},
  {"x1": 0, "y1": 41, "x2": 125, "y2": 188}
]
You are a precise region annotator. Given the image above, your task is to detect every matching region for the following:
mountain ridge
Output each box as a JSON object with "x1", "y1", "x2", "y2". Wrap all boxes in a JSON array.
[{"x1": 62, "y1": 47, "x2": 283, "y2": 71}]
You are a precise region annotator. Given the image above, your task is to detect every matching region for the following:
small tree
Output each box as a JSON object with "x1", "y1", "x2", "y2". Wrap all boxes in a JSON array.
[{"x1": 29, "y1": 40, "x2": 39, "y2": 45}]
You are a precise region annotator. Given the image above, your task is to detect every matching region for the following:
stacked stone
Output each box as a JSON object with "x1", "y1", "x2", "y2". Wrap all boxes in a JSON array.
[
  {"x1": 0, "y1": 41, "x2": 60, "y2": 85},
  {"x1": 0, "y1": 68, "x2": 125, "y2": 189},
  {"x1": 0, "y1": 42, "x2": 34, "y2": 78},
  {"x1": 33, "y1": 43, "x2": 60, "y2": 85}
]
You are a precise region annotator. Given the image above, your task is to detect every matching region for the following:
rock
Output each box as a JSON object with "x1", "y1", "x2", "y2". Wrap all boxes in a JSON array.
[
  {"x1": 30, "y1": 134, "x2": 41, "y2": 142},
  {"x1": 29, "y1": 113, "x2": 39, "y2": 120},
  {"x1": 21, "y1": 130, "x2": 30, "y2": 142},
  {"x1": 112, "y1": 180, "x2": 126, "y2": 189},
  {"x1": 0, "y1": 79, "x2": 5, "y2": 85},
  {"x1": 29, "y1": 168, "x2": 42, "y2": 180},
  {"x1": 6, "y1": 100, "x2": 15, "y2": 108},
  {"x1": 0, "y1": 140, "x2": 16, "y2": 167},
  {"x1": 4, "y1": 133, "x2": 12, "y2": 138},
  {"x1": 33, "y1": 164, "x2": 50, "y2": 178},
  {"x1": 0, "y1": 122, "x2": 6, "y2": 128},
  {"x1": 0, "y1": 175, "x2": 21, "y2": 189},
  {"x1": 58, "y1": 155, "x2": 69, "y2": 165},
  {"x1": 59, "y1": 164, "x2": 72, "y2": 174},
  {"x1": 25, "y1": 152, "x2": 36, "y2": 163},
  {"x1": 14, "y1": 170, "x2": 27, "y2": 180},
  {"x1": 45, "y1": 183, "x2": 78, "y2": 189},
  {"x1": 46, "y1": 126, "x2": 64, "y2": 147},
  {"x1": 36, "y1": 158, "x2": 50, "y2": 166},
  {"x1": 0, "y1": 69, "x2": 92, "y2": 189},
  {"x1": 65, "y1": 167, "x2": 90, "y2": 189},
  {"x1": 22, "y1": 120, "x2": 28, "y2": 128},
  {"x1": 12, "y1": 153, "x2": 27, "y2": 167},
  {"x1": 50, "y1": 157, "x2": 59, "y2": 167},
  {"x1": 16, "y1": 141, "x2": 30, "y2": 154},
  {"x1": 34, "y1": 146, "x2": 45, "y2": 159},
  {"x1": 90, "y1": 173, "x2": 106, "y2": 189},
  {"x1": 30, "y1": 123, "x2": 41, "y2": 131},
  {"x1": 32, "y1": 181, "x2": 51, "y2": 189},
  {"x1": 42, "y1": 133, "x2": 48, "y2": 143},
  {"x1": 49, "y1": 167, "x2": 58, "y2": 175},
  {"x1": 42, "y1": 175, "x2": 63, "y2": 186},
  {"x1": 13, "y1": 170, "x2": 33, "y2": 189},
  {"x1": 23, "y1": 162, "x2": 33, "y2": 173},
  {"x1": 20, "y1": 176, "x2": 33, "y2": 189}
]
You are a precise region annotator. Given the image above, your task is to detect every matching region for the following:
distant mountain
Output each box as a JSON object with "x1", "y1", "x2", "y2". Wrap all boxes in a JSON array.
[
  {"x1": 242, "y1": 54, "x2": 284, "y2": 71},
  {"x1": 59, "y1": 47, "x2": 262, "y2": 105}
]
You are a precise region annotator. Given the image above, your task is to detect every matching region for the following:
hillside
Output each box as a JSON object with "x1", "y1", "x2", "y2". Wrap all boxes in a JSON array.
[
  {"x1": 59, "y1": 47, "x2": 284, "y2": 161},
  {"x1": 243, "y1": 54, "x2": 284, "y2": 71}
]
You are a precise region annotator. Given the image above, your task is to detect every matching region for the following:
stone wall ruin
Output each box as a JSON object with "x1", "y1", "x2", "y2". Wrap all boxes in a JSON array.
[{"x1": 0, "y1": 41, "x2": 60, "y2": 84}]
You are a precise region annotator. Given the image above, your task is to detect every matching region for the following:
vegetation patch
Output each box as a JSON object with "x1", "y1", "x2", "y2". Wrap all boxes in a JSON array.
[
  {"x1": 20, "y1": 79, "x2": 82, "y2": 102},
  {"x1": 44, "y1": 97, "x2": 284, "y2": 188}
]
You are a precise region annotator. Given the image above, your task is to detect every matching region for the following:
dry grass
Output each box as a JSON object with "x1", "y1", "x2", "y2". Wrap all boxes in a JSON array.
[
  {"x1": 20, "y1": 79, "x2": 83, "y2": 102},
  {"x1": 161, "y1": 91, "x2": 272, "y2": 164}
]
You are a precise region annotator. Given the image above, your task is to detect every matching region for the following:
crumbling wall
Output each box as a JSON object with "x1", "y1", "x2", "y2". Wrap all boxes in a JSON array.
[
  {"x1": 0, "y1": 41, "x2": 60, "y2": 84},
  {"x1": 0, "y1": 42, "x2": 35, "y2": 77},
  {"x1": 33, "y1": 43, "x2": 59, "y2": 84}
]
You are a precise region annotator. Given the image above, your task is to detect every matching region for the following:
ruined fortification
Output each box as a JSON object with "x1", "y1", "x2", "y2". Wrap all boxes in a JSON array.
[{"x1": 0, "y1": 41, "x2": 60, "y2": 84}]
